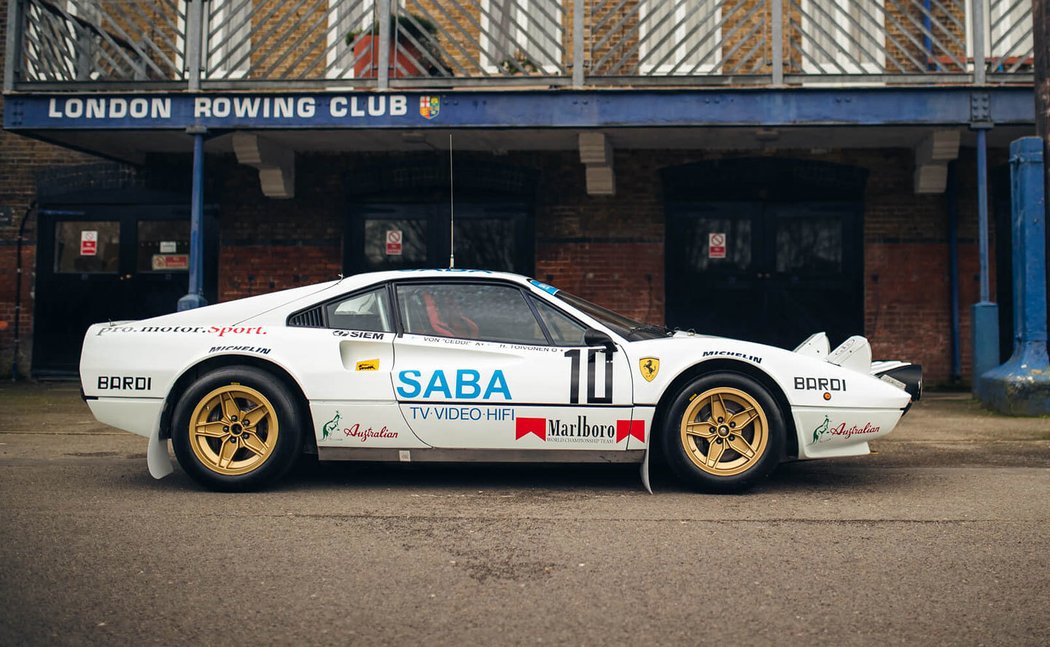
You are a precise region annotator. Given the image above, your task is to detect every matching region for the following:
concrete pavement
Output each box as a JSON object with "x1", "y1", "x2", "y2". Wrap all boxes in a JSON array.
[{"x1": 1, "y1": 383, "x2": 1048, "y2": 645}]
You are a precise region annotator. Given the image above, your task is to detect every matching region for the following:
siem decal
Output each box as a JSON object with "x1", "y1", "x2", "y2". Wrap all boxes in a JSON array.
[
  {"x1": 209, "y1": 345, "x2": 271, "y2": 355},
  {"x1": 702, "y1": 350, "x2": 762, "y2": 364},
  {"x1": 356, "y1": 359, "x2": 380, "y2": 371},
  {"x1": 794, "y1": 377, "x2": 847, "y2": 392},
  {"x1": 396, "y1": 369, "x2": 512, "y2": 400},
  {"x1": 97, "y1": 376, "x2": 152, "y2": 391},
  {"x1": 514, "y1": 417, "x2": 644, "y2": 443},
  {"x1": 639, "y1": 358, "x2": 660, "y2": 382},
  {"x1": 332, "y1": 330, "x2": 385, "y2": 339},
  {"x1": 98, "y1": 325, "x2": 266, "y2": 337},
  {"x1": 408, "y1": 405, "x2": 515, "y2": 422}
]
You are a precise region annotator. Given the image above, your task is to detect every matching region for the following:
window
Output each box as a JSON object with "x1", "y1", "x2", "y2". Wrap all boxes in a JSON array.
[
  {"x1": 327, "y1": 0, "x2": 374, "y2": 78},
  {"x1": 138, "y1": 221, "x2": 189, "y2": 273},
  {"x1": 801, "y1": 0, "x2": 885, "y2": 73},
  {"x1": 480, "y1": 0, "x2": 562, "y2": 73},
  {"x1": 54, "y1": 221, "x2": 120, "y2": 274},
  {"x1": 206, "y1": 0, "x2": 252, "y2": 78},
  {"x1": 532, "y1": 298, "x2": 587, "y2": 346},
  {"x1": 966, "y1": 0, "x2": 1034, "y2": 68},
  {"x1": 326, "y1": 287, "x2": 394, "y2": 332},
  {"x1": 639, "y1": 0, "x2": 721, "y2": 74},
  {"x1": 397, "y1": 283, "x2": 547, "y2": 344}
]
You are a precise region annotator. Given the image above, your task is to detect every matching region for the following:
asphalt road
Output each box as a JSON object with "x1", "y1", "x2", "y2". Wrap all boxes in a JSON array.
[{"x1": 1, "y1": 384, "x2": 1048, "y2": 646}]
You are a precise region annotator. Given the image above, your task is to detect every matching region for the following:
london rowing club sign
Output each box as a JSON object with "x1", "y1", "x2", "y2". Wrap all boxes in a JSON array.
[
  {"x1": 10, "y1": 94, "x2": 438, "y2": 128},
  {"x1": 3, "y1": 89, "x2": 1038, "y2": 130}
]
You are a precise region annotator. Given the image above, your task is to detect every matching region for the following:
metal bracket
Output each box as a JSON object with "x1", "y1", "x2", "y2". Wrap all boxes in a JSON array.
[{"x1": 969, "y1": 92, "x2": 992, "y2": 128}]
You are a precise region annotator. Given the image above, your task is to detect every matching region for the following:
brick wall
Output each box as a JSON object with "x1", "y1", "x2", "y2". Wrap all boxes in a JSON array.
[
  {"x1": 206, "y1": 146, "x2": 993, "y2": 385},
  {"x1": 0, "y1": 9, "x2": 100, "y2": 378},
  {"x1": 0, "y1": 126, "x2": 1000, "y2": 385}
]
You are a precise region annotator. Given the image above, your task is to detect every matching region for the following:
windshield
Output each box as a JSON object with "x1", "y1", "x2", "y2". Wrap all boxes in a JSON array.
[{"x1": 552, "y1": 289, "x2": 668, "y2": 341}]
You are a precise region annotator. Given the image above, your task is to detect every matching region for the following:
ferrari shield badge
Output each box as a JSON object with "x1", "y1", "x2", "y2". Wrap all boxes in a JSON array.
[
  {"x1": 639, "y1": 358, "x2": 660, "y2": 382},
  {"x1": 420, "y1": 96, "x2": 440, "y2": 120}
]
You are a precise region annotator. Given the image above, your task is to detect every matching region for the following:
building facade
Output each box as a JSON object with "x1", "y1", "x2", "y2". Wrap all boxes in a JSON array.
[{"x1": 0, "y1": 0, "x2": 1038, "y2": 381}]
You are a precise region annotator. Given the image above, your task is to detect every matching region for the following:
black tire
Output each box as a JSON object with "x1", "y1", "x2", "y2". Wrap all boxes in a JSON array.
[
  {"x1": 661, "y1": 372, "x2": 785, "y2": 493},
  {"x1": 172, "y1": 366, "x2": 304, "y2": 491}
]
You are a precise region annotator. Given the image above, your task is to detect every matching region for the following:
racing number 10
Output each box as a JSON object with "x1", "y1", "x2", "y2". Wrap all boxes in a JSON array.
[{"x1": 564, "y1": 349, "x2": 613, "y2": 404}]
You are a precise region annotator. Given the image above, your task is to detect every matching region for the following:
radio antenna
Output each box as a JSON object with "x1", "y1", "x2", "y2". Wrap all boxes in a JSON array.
[{"x1": 448, "y1": 133, "x2": 455, "y2": 269}]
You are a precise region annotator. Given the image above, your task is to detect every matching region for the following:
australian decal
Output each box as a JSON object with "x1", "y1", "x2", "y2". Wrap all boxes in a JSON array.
[
  {"x1": 702, "y1": 350, "x2": 762, "y2": 363},
  {"x1": 356, "y1": 359, "x2": 380, "y2": 371},
  {"x1": 515, "y1": 417, "x2": 644, "y2": 444},
  {"x1": 320, "y1": 411, "x2": 398, "y2": 442},
  {"x1": 811, "y1": 416, "x2": 881, "y2": 444},
  {"x1": 321, "y1": 412, "x2": 342, "y2": 440},
  {"x1": 97, "y1": 376, "x2": 152, "y2": 391},
  {"x1": 341, "y1": 423, "x2": 398, "y2": 443},
  {"x1": 639, "y1": 358, "x2": 660, "y2": 382},
  {"x1": 408, "y1": 406, "x2": 515, "y2": 422},
  {"x1": 794, "y1": 377, "x2": 846, "y2": 392},
  {"x1": 396, "y1": 369, "x2": 511, "y2": 400}
]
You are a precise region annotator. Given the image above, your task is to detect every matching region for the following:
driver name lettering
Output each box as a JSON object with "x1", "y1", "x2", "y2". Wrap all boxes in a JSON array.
[{"x1": 702, "y1": 351, "x2": 762, "y2": 364}]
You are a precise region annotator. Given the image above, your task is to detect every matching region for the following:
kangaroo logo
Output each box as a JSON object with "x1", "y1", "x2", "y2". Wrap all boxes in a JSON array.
[
  {"x1": 322, "y1": 411, "x2": 341, "y2": 440},
  {"x1": 811, "y1": 415, "x2": 830, "y2": 445}
]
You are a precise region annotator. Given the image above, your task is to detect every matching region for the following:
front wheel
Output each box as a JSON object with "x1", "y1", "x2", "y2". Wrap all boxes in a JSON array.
[
  {"x1": 662, "y1": 372, "x2": 785, "y2": 493},
  {"x1": 172, "y1": 366, "x2": 304, "y2": 491}
]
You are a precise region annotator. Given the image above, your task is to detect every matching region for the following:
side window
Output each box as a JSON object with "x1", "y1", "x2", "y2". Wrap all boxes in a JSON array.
[
  {"x1": 326, "y1": 287, "x2": 394, "y2": 332},
  {"x1": 532, "y1": 297, "x2": 587, "y2": 346},
  {"x1": 397, "y1": 283, "x2": 547, "y2": 345}
]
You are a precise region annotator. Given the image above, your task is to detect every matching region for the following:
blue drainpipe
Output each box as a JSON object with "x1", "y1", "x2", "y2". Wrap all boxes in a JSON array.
[
  {"x1": 976, "y1": 137, "x2": 1050, "y2": 414},
  {"x1": 178, "y1": 127, "x2": 208, "y2": 311},
  {"x1": 947, "y1": 161, "x2": 961, "y2": 382},
  {"x1": 970, "y1": 127, "x2": 999, "y2": 390}
]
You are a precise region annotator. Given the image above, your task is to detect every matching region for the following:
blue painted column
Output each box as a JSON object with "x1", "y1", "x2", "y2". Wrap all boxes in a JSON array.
[
  {"x1": 976, "y1": 137, "x2": 1050, "y2": 415},
  {"x1": 178, "y1": 128, "x2": 208, "y2": 311},
  {"x1": 971, "y1": 127, "x2": 999, "y2": 391}
]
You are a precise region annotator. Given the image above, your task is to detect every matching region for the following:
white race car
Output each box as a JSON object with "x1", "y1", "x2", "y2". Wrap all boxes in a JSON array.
[{"x1": 80, "y1": 269, "x2": 921, "y2": 493}]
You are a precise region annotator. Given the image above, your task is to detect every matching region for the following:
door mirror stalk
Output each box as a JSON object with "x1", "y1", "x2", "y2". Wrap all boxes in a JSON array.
[{"x1": 584, "y1": 328, "x2": 618, "y2": 353}]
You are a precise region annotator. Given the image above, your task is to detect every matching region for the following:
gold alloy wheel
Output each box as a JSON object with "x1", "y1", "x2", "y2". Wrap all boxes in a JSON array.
[
  {"x1": 679, "y1": 386, "x2": 769, "y2": 477},
  {"x1": 189, "y1": 384, "x2": 279, "y2": 476}
]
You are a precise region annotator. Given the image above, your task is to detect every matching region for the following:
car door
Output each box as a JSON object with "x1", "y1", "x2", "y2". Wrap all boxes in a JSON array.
[
  {"x1": 391, "y1": 280, "x2": 636, "y2": 450},
  {"x1": 284, "y1": 285, "x2": 425, "y2": 449}
]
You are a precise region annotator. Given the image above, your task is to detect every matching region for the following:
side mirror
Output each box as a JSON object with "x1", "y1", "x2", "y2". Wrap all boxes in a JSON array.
[{"x1": 584, "y1": 328, "x2": 618, "y2": 353}]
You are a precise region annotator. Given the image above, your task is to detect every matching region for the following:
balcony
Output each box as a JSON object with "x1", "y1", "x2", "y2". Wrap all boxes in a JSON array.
[{"x1": 4, "y1": 0, "x2": 1036, "y2": 92}]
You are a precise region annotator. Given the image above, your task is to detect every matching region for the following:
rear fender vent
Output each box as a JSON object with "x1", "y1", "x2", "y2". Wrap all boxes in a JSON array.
[{"x1": 288, "y1": 306, "x2": 324, "y2": 328}]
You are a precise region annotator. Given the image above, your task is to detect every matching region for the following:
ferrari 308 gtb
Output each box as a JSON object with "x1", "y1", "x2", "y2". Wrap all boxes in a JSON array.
[{"x1": 80, "y1": 269, "x2": 920, "y2": 492}]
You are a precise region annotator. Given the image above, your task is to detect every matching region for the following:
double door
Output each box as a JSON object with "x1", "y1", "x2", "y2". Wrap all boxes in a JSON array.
[
  {"x1": 666, "y1": 201, "x2": 863, "y2": 349},
  {"x1": 33, "y1": 205, "x2": 214, "y2": 377}
]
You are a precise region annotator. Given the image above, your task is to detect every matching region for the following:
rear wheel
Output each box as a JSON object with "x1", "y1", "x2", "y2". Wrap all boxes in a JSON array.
[
  {"x1": 172, "y1": 366, "x2": 303, "y2": 491},
  {"x1": 662, "y1": 372, "x2": 784, "y2": 493}
]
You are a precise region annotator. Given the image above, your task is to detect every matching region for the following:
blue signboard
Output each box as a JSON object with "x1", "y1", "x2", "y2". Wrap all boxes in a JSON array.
[{"x1": 2, "y1": 88, "x2": 1035, "y2": 131}]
